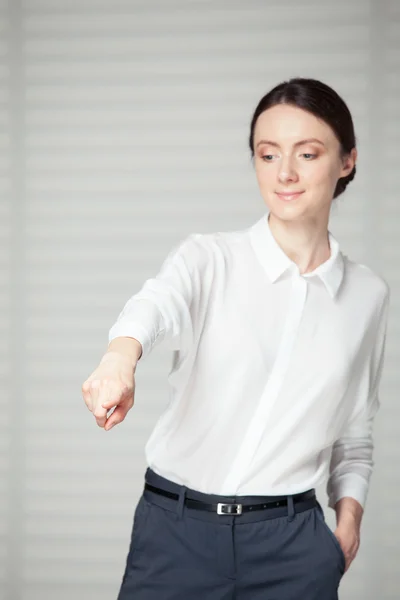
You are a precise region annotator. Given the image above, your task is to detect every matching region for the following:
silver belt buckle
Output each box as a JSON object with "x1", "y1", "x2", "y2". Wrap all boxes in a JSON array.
[{"x1": 217, "y1": 502, "x2": 243, "y2": 515}]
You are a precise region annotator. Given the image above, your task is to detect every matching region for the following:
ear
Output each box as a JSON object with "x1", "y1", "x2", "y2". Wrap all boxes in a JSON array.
[{"x1": 339, "y1": 147, "x2": 357, "y2": 178}]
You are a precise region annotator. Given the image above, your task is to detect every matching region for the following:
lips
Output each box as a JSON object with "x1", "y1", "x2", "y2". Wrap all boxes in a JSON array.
[{"x1": 275, "y1": 191, "x2": 304, "y2": 201}]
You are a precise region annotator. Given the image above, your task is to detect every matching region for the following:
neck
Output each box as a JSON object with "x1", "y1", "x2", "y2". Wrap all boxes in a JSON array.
[{"x1": 268, "y1": 212, "x2": 331, "y2": 275}]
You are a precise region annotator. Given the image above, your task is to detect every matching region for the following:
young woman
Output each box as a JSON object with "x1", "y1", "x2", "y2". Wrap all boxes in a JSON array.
[{"x1": 82, "y1": 77, "x2": 390, "y2": 599}]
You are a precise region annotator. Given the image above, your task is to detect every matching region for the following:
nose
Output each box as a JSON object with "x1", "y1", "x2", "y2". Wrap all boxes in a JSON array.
[{"x1": 278, "y1": 156, "x2": 299, "y2": 184}]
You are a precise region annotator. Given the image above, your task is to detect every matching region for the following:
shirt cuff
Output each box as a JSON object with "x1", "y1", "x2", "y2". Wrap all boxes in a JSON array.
[
  {"x1": 108, "y1": 297, "x2": 166, "y2": 361},
  {"x1": 327, "y1": 472, "x2": 369, "y2": 510},
  {"x1": 108, "y1": 322, "x2": 152, "y2": 361}
]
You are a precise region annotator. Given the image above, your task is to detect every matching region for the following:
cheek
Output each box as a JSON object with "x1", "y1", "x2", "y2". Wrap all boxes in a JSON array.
[
  {"x1": 255, "y1": 162, "x2": 274, "y2": 188},
  {"x1": 303, "y1": 163, "x2": 337, "y2": 188},
  {"x1": 320, "y1": 170, "x2": 340, "y2": 192}
]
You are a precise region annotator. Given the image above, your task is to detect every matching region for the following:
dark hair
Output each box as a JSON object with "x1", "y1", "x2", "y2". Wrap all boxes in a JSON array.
[{"x1": 249, "y1": 77, "x2": 357, "y2": 199}]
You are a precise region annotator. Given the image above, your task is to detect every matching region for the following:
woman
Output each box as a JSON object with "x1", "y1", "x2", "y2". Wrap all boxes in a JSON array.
[{"x1": 82, "y1": 77, "x2": 390, "y2": 599}]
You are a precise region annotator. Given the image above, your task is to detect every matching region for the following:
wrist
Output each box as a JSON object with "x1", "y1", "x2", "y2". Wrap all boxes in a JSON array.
[
  {"x1": 105, "y1": 336, "x2": 143, "y2": 365},
  {"x1": 334, "y1": 497, "x2": 363, "y2": 529}
]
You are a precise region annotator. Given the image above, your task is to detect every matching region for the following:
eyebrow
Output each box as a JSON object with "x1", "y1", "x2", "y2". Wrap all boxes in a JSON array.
[{"x1": 256, "y1": 138, "x2": 325, "y2": 149}]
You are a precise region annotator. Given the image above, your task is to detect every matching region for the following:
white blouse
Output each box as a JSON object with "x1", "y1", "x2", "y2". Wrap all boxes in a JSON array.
[{"x1": 109, "y1": 211, "x2": 390, "y2": 509}]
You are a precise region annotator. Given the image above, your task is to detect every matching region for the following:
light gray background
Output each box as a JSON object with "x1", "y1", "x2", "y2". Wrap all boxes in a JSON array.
[{"x1": 1, "y1": 0, "x2": 399, "y2": 599}]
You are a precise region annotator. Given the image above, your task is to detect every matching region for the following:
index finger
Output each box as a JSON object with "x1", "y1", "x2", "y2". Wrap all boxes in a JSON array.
[{"x1": 92, "y1": 381, "x2": 116, "y2": 427}]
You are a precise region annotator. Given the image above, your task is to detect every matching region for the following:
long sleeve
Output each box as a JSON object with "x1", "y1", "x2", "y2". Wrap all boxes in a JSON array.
[
  {"x1": 108, "y1": 233, "x2": 203, "y2": 360},
  {"x1": 326, "y1": 287, "x2": 390, "y2": 510}
]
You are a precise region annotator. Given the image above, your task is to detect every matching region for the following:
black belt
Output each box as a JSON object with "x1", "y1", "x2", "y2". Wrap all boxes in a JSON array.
[{"x1": 144, "y1": 483, "x2": 316, "y2": 515}]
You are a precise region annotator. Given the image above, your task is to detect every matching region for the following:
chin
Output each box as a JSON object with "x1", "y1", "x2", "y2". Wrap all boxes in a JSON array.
[{"x1": 264, "y1": 201, "x2": 307, "y2": 222}]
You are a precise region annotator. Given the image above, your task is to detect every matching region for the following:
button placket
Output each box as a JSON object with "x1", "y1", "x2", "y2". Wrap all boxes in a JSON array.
[{"x1": 220, "y1": 275, "x2": 308, "y2": 493}]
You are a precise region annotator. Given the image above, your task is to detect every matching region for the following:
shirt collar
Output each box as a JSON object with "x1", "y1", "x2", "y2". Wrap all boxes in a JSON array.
[{"x1": 249, "y1": 211, "x2": 344, "y2": 299}]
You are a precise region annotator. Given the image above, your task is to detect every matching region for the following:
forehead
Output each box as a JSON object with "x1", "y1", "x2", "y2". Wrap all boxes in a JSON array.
[{"x1": 254, "y1": 104, "x2": 336, "y2": 145}]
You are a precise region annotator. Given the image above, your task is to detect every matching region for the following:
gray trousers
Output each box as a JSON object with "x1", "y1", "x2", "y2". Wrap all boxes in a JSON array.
[{"x1": 117, "y1": 467, "x2": 345, "y2": 599}]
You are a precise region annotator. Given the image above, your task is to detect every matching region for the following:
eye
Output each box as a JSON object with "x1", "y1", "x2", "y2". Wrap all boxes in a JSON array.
[
  {"x1": 261, "y1": 154, "x2": 275, "y2": 161},
  {"x1": 301, "y1": 153, "x2": 317, "y2": 160}
]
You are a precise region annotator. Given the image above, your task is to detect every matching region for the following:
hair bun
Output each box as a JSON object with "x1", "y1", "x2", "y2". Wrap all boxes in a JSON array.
[{"x1": 334, "y1": 165, "x2": 356, "y2": 199}]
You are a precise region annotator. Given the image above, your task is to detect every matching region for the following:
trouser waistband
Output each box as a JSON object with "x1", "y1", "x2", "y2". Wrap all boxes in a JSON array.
[{"x1": 143, "y1": 467, "x2": 318, "y2": 524}]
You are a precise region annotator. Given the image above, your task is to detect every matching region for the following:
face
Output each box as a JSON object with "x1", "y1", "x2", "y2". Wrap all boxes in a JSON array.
[{"x1": 252, "y1": 104, "x2": 356, "y2": 223}]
